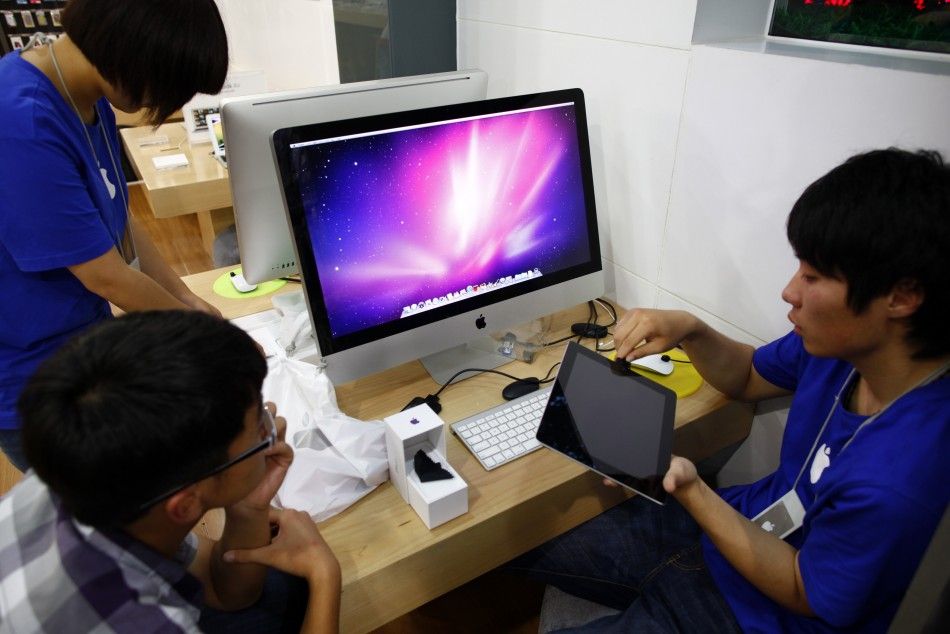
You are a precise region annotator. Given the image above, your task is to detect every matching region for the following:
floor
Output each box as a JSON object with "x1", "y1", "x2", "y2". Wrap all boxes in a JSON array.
[{"x1": 0, "y1": 185, "x2": 545, "y2": 632}]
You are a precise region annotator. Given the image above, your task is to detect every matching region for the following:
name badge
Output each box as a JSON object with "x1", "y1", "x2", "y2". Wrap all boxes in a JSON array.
[{"x1": 752, "y1": 489, "x2": 805, "y2": 539}]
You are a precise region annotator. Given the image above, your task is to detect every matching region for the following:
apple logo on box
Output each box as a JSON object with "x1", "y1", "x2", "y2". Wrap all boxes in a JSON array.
[{"x1": 475, "y1": 314, "x2": 486, "y2": 329}]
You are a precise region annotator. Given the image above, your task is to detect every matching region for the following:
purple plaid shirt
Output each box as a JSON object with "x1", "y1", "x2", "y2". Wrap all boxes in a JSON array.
[{"x1": 0, "y1": 472, "x2": 203, "y2": 633}]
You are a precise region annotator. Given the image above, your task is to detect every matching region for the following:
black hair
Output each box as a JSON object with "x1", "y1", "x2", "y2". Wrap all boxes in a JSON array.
[
  {"x1": 62, "y1": 0, "x2": 229, "y2": 125},
  {"x1": 787, "y1": 148, "x2": 950, "y2": 358},
  {"x1": 19, "y1": 311, "x2": 267, "y2": 527}
]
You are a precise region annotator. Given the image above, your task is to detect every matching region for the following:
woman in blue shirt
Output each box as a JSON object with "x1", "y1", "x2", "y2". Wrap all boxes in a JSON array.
[{"x1": 0, "y1": 0, "x2": 229, "y2": 470}]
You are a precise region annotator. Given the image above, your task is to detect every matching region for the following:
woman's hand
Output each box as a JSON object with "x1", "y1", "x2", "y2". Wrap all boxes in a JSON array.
[{"x1": 180, "y1": 291, "x2": 223, "y2": 318}]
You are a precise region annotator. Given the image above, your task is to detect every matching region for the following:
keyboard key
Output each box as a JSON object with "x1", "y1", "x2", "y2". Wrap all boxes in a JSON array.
[{"x1": 480, "y1": 445, "x2": 501, "y2": 459}]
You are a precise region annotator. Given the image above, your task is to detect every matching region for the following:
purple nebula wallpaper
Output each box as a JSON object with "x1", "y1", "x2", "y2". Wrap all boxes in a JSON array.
[{"x1": 291, "y1": 103, "x2": 593, "y2": 338}]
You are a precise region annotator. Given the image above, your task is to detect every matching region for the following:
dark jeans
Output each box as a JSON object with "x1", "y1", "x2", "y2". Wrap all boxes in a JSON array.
[
  {"x1": 0, "y1": 428, "x2": 28, "y2": 473},
  {"x1": 506, "y1": 496, "x2": 742, "y2": 633},
  {"x1": 199, "y1": 568, "x2": 309, "y2": 633}
]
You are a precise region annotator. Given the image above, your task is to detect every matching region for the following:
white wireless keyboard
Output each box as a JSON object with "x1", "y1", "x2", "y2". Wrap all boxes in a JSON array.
[{"x1": 451, "y1": 386, "x2": 553, "y2": 471}]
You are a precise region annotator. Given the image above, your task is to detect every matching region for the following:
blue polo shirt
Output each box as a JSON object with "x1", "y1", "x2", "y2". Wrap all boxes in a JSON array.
[
  {"x1": 0, "y1": 51, "x2": 126, "y2": 430},
  {"x1": 703, "y1": 332, "x2": 949, "y2": 632}
]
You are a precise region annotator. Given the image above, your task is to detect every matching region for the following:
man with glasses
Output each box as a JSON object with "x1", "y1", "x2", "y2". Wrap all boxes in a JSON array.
[{"x1": 0, "y1": 310, "x2": 341, "y2": 633}]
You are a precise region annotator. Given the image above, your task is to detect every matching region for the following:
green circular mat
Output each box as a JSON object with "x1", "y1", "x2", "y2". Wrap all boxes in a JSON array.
[{"x1": 212, "y1": 268, "x2": 288, "y2": 299}]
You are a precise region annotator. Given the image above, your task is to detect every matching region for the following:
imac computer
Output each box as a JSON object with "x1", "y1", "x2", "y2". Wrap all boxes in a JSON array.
[
  {"x1": 272, "y1": 88, "x2": 604, "y2": 385},
  {"x1": 220, "y1": 69, "x2": 488, "y2": 284}
]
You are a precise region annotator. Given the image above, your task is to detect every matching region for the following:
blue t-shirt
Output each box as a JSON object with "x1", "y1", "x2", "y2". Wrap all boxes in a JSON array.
[
  {"x1": 0, "y1": 51, "x2": 127, "y2": 430},
  {"x1": 703, "y1": 332, "x2": 949, "y2": 632}
]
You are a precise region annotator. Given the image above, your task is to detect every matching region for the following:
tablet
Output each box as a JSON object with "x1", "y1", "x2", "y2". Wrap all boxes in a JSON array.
[{"x1": 535, "y1": 342, "x2": 676, "y2": 504}]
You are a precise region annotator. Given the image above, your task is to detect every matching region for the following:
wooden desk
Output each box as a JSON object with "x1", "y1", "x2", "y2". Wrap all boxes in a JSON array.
[
  {"x1": 119, "y1": 124, "x2": 233, "y2": 255},
  {"x1": 182, "y1": 267, "x2": 754, "y2": 633}
]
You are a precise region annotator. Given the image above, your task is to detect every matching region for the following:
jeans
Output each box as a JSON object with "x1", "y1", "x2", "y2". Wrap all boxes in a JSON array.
[
  {"x1": 0, "y1": 428, "x2": 28, "y2": 473},
  {"x1": 199, "y1": 568, "x2": 309, "y2": 633},
  {"x1": 506, "y1": 496, "x2": 742, "y2": 633}
]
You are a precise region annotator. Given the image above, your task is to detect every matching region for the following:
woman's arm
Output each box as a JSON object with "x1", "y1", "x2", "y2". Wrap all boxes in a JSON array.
[
  {"x1": 69, "y1": 247, "x2": 190, "y2": 312},
  {"x1": 130, "y1": 217, "x2": 222, "y2": 316}
]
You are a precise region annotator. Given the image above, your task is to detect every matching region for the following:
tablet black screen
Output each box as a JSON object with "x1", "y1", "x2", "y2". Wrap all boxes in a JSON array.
[{"x1": 536, "y1": 342, "x2": 675, "y2": 504}]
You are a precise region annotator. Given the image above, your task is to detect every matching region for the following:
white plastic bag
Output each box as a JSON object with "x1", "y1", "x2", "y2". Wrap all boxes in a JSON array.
[
  {"x1": 265, "y1": 356, "x2": 388, "y2": 521},
  {"x1": 234, "y1": 305, "x2": 389, "y2": 522}
]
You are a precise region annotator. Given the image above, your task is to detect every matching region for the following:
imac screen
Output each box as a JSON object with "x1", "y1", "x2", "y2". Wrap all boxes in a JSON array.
[{"x1": 273, "y1": 89, "x2": 599, "y2": 356}]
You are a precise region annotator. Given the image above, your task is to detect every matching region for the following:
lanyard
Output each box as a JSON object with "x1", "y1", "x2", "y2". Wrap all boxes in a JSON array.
[
  {"x1": 792, "y1": 361, "x2": 950, "y2": 493},
  {"x1": 24, "y1": 33, "x2": 134, "y2": 262}
]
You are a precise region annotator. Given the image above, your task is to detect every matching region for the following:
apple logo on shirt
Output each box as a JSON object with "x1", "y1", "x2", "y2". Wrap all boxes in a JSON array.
[
  {"x1": 810, "y1": 443, "x2": 832, "y2": 484},
  {"x1": 101, "y1": 167, "x2": 116, "y2": 199}
]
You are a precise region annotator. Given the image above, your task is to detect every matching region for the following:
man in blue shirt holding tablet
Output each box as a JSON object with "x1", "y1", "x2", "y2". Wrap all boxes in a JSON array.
[{"x1": 509, "y1": 148, "x2": 949, "y2": 632}]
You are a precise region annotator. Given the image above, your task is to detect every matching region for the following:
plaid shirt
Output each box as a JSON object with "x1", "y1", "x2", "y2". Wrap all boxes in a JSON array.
[{"x1": 0, "y1": 472, "x2": 203, "y2": 633}]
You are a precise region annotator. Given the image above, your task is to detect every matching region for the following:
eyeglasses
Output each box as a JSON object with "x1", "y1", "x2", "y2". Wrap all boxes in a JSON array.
[{"x1": 137, "y1": 404, "x2": 278, "y2": 512}]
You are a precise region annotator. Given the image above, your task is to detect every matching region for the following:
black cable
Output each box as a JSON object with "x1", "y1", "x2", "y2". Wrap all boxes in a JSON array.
[
  {"x1": 538, "y1": 361, "x2": 561, "y2": 384},
  {"x1": 543, "y1": 332, "x2": 578, "y2": 346},
  {"x1": 431, "y1": 367, "x2": 524, "y2": 397},
  {"x1": 576, "y1": 300, "x2": 595, "y2": 344},
  {"x1": 594, "y1": 298, "x2": 618, "y2": 328},
  {"x1": 546, "y1": 299, "x2": 604, "y2": 347}
]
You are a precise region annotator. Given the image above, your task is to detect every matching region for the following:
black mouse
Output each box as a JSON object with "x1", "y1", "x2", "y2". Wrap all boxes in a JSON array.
[{"x1": 502, "y1": 378, "x2": 541, "y2": 400}]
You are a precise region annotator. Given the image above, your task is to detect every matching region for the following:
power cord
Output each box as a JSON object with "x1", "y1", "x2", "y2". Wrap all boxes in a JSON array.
[
  {"x1": 404, "y1": 298, "x2": 622, "y2": 412},
  {"x1": 402, "y1": 359, "x2": 564, "y2": 412}
]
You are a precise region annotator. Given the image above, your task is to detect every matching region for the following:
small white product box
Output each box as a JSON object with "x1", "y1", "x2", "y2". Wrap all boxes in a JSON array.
[
  {"x1": 384, "y1": 405, "x2": 468, "y2": 529},
  {"x1": 151, "y1": 153, "x2": 189, "y2": 170}
]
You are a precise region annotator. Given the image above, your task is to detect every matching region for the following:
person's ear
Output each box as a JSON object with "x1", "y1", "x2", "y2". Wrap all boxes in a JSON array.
[
  {"x1": 888, "y1": 278, "x2": 924, "y2": 319},
  {"x1": 163, "y1": 487, "x2": 205, "y2": 526}
]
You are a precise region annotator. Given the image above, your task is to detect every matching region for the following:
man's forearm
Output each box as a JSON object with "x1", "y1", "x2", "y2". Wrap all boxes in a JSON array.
[
  {"x1": 210, "y1": 506, "x2": 272, "y2": 609},
  {"x1": 679, "y1": 320, "x2": 758, "y2": 400},
  {"x1": 301, "y1": 563, "x2": 342, "y2": 634},
  {"x1": 675, "y1": 479, "x2": 813, "y2": 616}
]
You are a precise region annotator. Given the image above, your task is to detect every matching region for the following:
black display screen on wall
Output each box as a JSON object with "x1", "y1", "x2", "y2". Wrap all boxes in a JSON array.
[{"x1": 769, "y1": 0, "x2": 950, "y2": 55}]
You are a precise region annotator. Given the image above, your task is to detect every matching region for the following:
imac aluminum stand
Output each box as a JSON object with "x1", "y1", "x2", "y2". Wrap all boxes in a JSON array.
[{"x1": 419, "y1": 337, "x2": 512, "y2": 385}]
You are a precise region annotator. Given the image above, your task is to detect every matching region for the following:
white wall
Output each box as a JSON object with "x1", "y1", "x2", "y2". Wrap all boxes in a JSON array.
[
  {"x1": 215, "y1": 0, "x2": 339, "y2": 91},
  {"x1": 458, "y1": 1, "x2": 950, "y2": 483}
]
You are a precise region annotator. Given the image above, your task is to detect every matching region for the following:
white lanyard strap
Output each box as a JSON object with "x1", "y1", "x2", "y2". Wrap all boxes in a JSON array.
[
  {"x1": 792, "y1": 361, "x2": 950, "y2": 492},
  {"x1": 45, "y1": 36, "x2": 132, "y2": 259}
]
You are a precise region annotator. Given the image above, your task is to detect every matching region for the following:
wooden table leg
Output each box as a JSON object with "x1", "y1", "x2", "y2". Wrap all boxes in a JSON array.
[{"x1": 196, "y1": 207, "x2": 235, "y2": 258}]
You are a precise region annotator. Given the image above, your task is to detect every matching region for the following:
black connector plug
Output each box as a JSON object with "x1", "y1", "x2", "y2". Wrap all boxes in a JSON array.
[
  {"x1": 402, "y1": 394, "x2": 442, "y2": 414},
  {"x1": 570, "y1": 323, "x2": 608, "y2": 339}
]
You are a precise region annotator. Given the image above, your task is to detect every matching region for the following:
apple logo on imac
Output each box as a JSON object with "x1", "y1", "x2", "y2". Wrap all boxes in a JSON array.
[{"x1": 475, "y1": 314, "x2": 487, "y2": 329}]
